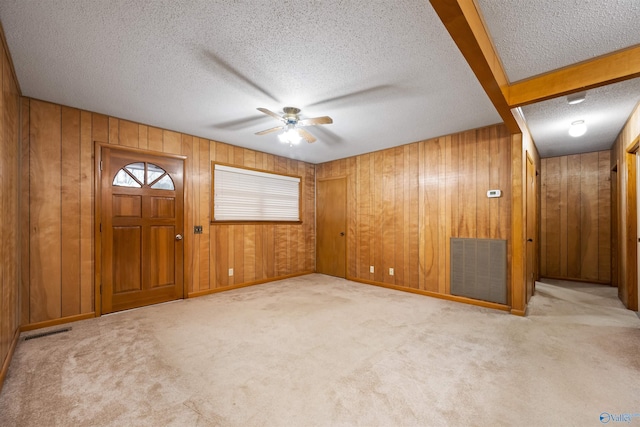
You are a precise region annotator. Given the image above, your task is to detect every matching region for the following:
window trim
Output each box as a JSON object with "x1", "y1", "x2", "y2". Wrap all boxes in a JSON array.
[{"x1": 211, "y1": 162, "x2": 303, "y2": 224}]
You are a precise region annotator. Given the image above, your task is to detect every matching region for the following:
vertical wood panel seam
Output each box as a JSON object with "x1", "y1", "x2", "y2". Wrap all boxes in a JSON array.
[
  {"x1": 476, "y1": 130, "x2": 479, "y2": 239},
  {"x1": 581, "y1": 154, "x2": 585, "y2": 278},
  {"x1": 77, "y1": 110, "x2": 81, "y2": 313},
  {"x1": 59, "y1": 108, "x2": 63, "y2": 315},
  {"x1": 578, "y1": 155, "x2": 582, "y2": 277},
  {"x1": 92, "y1": 114, "x2": 98, "y2": 312},
  {"x1": 26, "y1": 98, "x2": 30, "y2": 323},
  {"x1": 562, "y1": 159, "x2": 566, "y2": 274},
  {"x1": 596, "y1": 152, "x2": 599, "y2": 279}
]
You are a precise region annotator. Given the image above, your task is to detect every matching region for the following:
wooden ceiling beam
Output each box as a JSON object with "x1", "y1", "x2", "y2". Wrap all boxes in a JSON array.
[
  {"x1": 429, "y1": 0, "x2": 520, "y2": 134},
  {"x1": 505, "y1": 45, "x2": 640, "y2": 107}
]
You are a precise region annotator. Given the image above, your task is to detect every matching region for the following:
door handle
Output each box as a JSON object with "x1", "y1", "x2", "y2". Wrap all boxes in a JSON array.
[
  {"x1": 340, "y1": 232, "x2": 345, "y2": 236},
  {"x1": 527, "y1": 238, "x2": 533, "y2": 242},
  {"x1": 176, "y1": 234, "x2": 183, "y2": 241}
]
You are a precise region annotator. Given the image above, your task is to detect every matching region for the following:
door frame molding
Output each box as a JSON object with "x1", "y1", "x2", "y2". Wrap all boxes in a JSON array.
[
  {"x1": 625, "y1": 138, "x2": 639, "y2": 311},
  {"x1": 524, "y1": 151, "x2": 537, "y2": 301},
  {"x1": 94, "y1": 142, "x2": 188, "y2": 316},
  {"x1": 630, "y1": 140, "x2": 640, "y2": 311}
]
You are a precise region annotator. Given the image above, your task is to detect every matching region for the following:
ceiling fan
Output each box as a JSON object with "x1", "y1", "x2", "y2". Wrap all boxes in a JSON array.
[{"x1": 255, "y1": 107, "x2": 333, "y2": 144}]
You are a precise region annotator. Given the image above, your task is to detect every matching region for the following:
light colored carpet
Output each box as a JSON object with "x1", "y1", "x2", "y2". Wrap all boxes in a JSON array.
[{"x1": 1, "y1": 274, "x2": 639, "y2": 426}]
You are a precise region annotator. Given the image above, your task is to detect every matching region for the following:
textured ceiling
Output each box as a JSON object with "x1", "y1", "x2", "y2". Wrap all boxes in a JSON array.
[
  {"x1": 475, "y1": 0, "x2": 640, "y2": 82},
  {"x1": 476, "y1": 0, "x2": 640, "y2": 158},
  {"x1": 2, "y1": 1, "x2": 638, "y2": 163},
  {"x1": 522, "y1": 78, "x2": 640, "y2": 158},
  {"x1": 0, "y1": 0, "x2": 501, "y2": 164}
]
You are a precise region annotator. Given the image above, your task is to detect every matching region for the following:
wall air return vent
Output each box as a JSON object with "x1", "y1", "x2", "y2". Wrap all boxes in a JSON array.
[{"x1": 450, "y1": 238, "x2": 507, "y2": 305}]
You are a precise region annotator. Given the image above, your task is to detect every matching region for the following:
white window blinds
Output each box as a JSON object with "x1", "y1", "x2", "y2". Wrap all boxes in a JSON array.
[{"x1": 213, "y1": 164, "x2": 301, "y2": 221}]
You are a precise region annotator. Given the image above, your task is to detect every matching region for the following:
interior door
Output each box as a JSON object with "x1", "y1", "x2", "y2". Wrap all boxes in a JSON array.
[
  {"x1": 316, "y1": 177, "x2": 346, "y2": 278},
  {"x1": 101, "y1": 147, "x2": 184, "y2": 314},
  {"x1": 525, "y1": 153, "x2": 536, "y2": 302}
]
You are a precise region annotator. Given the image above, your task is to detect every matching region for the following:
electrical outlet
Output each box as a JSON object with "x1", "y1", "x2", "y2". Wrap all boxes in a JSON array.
[
  {"x1": 389, "y1": 268, "x2": 394, "y2": 276},
  {"x1": 370, "y1": 266, "x2": 374, "y2": 273},
  {"x1": 228, "y1": 268, "x2": 234, "y2": 276}
]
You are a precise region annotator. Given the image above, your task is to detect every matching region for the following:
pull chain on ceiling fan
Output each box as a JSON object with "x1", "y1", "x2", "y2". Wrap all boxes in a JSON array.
[{"x1": 255, "y1": 107, "x2": 333, "y2": 145}]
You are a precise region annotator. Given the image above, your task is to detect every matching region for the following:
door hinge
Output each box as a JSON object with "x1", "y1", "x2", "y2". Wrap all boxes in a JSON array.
[
  {"x1": 99, "y1": 223, "x2": 102, "y2": 232},
  {"x1": 100, "y1": 284, "x2": 102, "y2": 295},
  {"x1": 99, "y1": 160, "x2": 103, "y2": 171}
]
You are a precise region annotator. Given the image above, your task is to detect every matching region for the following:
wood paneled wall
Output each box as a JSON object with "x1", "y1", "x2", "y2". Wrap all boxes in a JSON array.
[
  {"x1": 611, "y1": 102, "x2": 640, "y2": 310},
  {"x1": 22, "y1": 98, "x2": 315, "y2": 325},
  {"x1": 316, "y1": 124, "x2": 514, "y2": 304},
  {"x1": 540, "y1": 151, "x2": 611, "y2": 283},
  {"x1": 0, "y1": 33, "x2": 21, "y2": 389}
]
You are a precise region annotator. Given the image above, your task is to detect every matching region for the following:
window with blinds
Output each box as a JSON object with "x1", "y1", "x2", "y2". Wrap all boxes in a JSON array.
[{"x1": 212, "y1": 164, "x2": 301, "y2": 222}]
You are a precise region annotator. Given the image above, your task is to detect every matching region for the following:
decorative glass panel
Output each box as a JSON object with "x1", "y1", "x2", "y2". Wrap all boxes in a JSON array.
[
  {"x1": 150, "y1": 174, "x2": 175, "y2": 190},
  {"x1": 125, "y1": 163, "x2": 145, "y2": 183},
  {"x1": 147, "y1": 163, "x2": 165, "y2": 184},
  {"x1": 113, "y1": 169, "x2": 142, "y2": 188},
  {"x1": 113, "y1": 162, "x2": 174, "y2": 190}
]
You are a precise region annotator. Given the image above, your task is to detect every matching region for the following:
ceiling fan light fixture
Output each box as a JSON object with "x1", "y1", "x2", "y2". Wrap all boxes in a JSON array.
[
  {"x1": 567, "y1": 92, "x2": 586, "y2": 105},
  {"x1": 256, "y1": 106, "x2": 327, "y2": 144},
  {"x1": 568, "y1": 120, "x2": 587, "y2": 137},
  {"x1": 278, "y1": 125, "x2": 301, "y2": 145}
]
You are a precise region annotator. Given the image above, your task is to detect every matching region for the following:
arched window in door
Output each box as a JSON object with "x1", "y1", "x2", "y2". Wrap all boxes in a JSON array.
[{"x1": 112, "y1": 162, "x2": 175, "y2": 190}]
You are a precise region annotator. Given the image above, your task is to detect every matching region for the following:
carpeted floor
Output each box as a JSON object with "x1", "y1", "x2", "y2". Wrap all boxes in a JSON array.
[{"x1": 1, "y1": 274, "x2": 639, "y2": 426}]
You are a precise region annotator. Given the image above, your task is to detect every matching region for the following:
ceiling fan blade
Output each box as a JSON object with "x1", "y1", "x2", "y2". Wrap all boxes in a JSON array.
[
  {"x1": 306, "y1": 85, "x2": 397, "y2": 108},
  {"x1": 311, "y1": 125, "x2": 344, "y2": 145},
  {"x1": 298, "y1": 116, "x2": 333, "y2": 127},
  {"x1": 204, "y1": 50, "x2": 279, "y2": 103},
  {"x1": 257, "y1": 108, "x2": 285, "y2": 123},
  {"x1": 213, "y1": 115, "x2": 268, "y2": 130},
  {"x1": 298, "y1": 128, "x2": 316, "y2": 143},
  {"x1": 255, "y1": 126, "x2": 283, "y2": 135}
]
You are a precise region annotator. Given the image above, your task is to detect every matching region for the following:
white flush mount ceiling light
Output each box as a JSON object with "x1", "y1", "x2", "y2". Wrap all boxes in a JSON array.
[
  {"x1": 568, "y1": 120, "x2": 587, "y2": 137},
  {"x1": 567, "y1": 91, "x2": 586, "y2": 105}
]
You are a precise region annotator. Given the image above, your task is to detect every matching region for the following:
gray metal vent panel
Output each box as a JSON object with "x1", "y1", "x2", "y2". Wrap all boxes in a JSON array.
[{"x1": 450, "y1": 238, "x2": 507, "y2": 304}]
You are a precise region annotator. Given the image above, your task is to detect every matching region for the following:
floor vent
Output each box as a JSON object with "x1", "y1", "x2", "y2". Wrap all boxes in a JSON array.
[
  {"x1": 23, "y1": 327, "x2": 72, "y2": 341},
  {"x1": 451, "y1": 238, "x2": 507, "y2": 304}
]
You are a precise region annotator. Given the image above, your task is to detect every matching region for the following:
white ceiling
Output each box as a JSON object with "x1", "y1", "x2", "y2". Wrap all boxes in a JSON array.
[
  {"x1": 0, "y1": 0, "x2": 501, "y2": 164},
  {"x1": 521, "y1": 78, "x2": 640, "y2": 158},
  {"x1": 476, "y1": 0, "x2": 640, "y2": 158},
  {"x1": 475, "y1": 0, "x2": 640, "y2": 81},
  {"x1": 0, "y1": 1, "x2": 638, "y2": 162}
]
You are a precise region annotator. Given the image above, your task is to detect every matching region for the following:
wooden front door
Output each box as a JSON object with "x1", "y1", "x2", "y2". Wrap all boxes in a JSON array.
[
  {"x1": 100, "y1": 147, "x2": 184, "y2": 314},
  {"x1": 316, "y1": 178, "x2": 347, "y2": 278}
]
